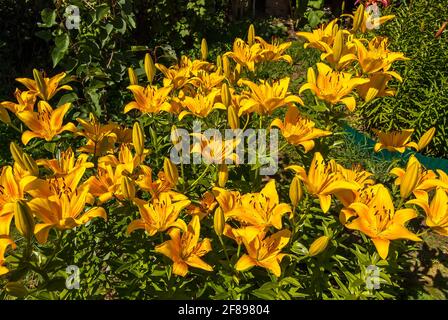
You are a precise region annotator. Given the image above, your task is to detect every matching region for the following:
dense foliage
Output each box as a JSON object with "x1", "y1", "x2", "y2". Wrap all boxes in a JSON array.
[{"x1": 0, "y1": 0, "x2": 447, "y2": 301}]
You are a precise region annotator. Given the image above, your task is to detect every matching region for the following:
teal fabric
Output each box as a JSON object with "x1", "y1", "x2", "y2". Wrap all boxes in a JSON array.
[{"x1": 342, "y1": 124, "x2": 448, "y2": 174}]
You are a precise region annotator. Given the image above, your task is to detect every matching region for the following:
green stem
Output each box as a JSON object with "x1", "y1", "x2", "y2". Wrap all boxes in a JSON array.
[
  {"x1": 218, "y1": 235, "x2": 231, "y2": 269},
  {"x1": 189, "y1": 164, "x2": 211, "y2": 190}
]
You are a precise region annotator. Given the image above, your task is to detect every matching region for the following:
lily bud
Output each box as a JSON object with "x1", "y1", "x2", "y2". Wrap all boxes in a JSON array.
[
  {"x1": 221, "y1": 83, "x2": 231, "y2": 107},
  {"x1": 333, "y1": 30, "x2": 345, "y2": 63},
  {"x1": 417, "y1": 127, "x2": 436, "y2": 151},
  {"x1": 10, "y1": 142, "x2": 26, "y2": 169},
  {"x1": 14, "y1": 200, "x2": 35, "y2": 240},
  {"x1": 227, "y1": 105, "x2": 239, "y2": 130},
  {"x1": 144, "y1": 53, "x2": 156, "y2": 84},
  {"x1": 5, "y1": 282, "x2": 28, "y2": 298},
  {"x1": 352, "y1": 4, "x2": 365, "y2": 33},
  {"x1": 309, "y1": 236, "x2": 330, "y2": 257},
  {"x1": 201, "y1": 38, "x2": 208, "y2": 61},
  {"x1": 22, "y1": 153, "x2": 39, "y2": 176},
  {"x1": 217, "y1": 164, "x2": 228, "y2": 187},
  {"x1": 223, "y1": 55, "x2": 231, "y2": 79},
  {"x1": 33, "y1": 69, "x2": 47, "y2": 100},
  {"x1": 289, "y1": 176, "x2": 303, "y2": 208},
  {"x1": 213, "y1": 207, "x2": 225, "y2": 236},
  {"x1": 171, "y1": 125, "x2": 181, "y2": 146},
  {"x1": 0, "y1": 108, "x2": 11, "y2": 124},
  {"x1": 400, "y1": 161, "x2": 419, "y2": 199},
  {"x1": 216, "y1": 55, "x2": 222, "y2": 70},
  {"x1": 121, "y1": 176, "x2": 136, "y2": 200},
  {"x1": 248, "y1": 24, "x2": 255, "y2": 46},
  {"x1": 132, "y1": 122, "x2": 145, "y2": 156},
  {"x1": 163, "y1": 157, "x2": 178, "y2": 186},
  {"x1": 128, "y1": 67, "x2": 138, "y2": 85}
]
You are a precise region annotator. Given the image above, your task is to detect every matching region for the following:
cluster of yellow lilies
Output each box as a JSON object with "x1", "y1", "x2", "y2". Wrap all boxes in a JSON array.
[
  {"x1": 0, "y1": 5, "x2": 447, "y2": 281},
  {"x1": 288, "y1": 152, "x2": 448, "y2": 260}
]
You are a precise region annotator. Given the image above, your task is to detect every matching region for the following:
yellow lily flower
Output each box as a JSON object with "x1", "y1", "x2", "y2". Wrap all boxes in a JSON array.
[
  {"x1": 299, "y1": 63, "x2": 369, "y2": 112},
  {"x1": 408, "y1": 189, "x2": 448, "y2": 236},
  {"x1": 135, "y1": 165, "x2": 177, "y2": 199},
  {"x1": 99, "y1": 144, "x2": 144, "y2": 176},
  {"x1": 0, "y1": 166, "x2": 37, "y2": 217},
  {"x1": 356, "y1": 72, "x2": 396, "y2": 102},
  {"x1": 1, "y1": 89, "x2": 36, "y2": 115},
  {"x1": 234, "y1": 228, "x2": 291, "y2": 277},
  {"x1": 189, "y1": 70, "x2": 225, "y2": 93},
  {"x1": 287, "y1": 152, "x2": 358, "y2": 213},
  {"x1": 179, "y1": 90, "x2": 225, "y2": 120},
  {"x1": 26, "y1": 167, "x2": 87, "y2": 201},
  {"x1": 16, "y1": 101, "x2": 76, "y2": 145},
  {"x1": 191, "y1": 133, "x2": 240, "y2": 165},
  {"x1": 239, "y1": 77, "x2": 303, "y2": 115},
  {"x1": 76, "y1": 114, "x2": 118, "y2": 156},
  {"x1": 155, "y1": 215, "x2": 213, "y2": 277},
  {"x1": 85, "y1": 164, "x2": 123, "y2": 204},
  {"x1": 354, "y1": 37, "x2": 408, "y2": 76},
  {"x1": 373, "y1": 129, "x2": 419, "y2": 153},
  {"x1": 124, "y1": 85, "x2": 173, "y2": 114},
  {"x1": 271, "y1": 106, "x2": 332, "y2": 152},
  {"x1": 219, "y1": 180, "x2": 292, "y2": 230},
  {"x1": 156, "y1": 56, "x2": 209, "y2": 89},
  {"x1": 436, "y1": 170, "x2": 448, "y2": 190},
  {"x1": 320, "y1": 32, "x2": 358, "y2": 70},
  {"x1": 186, "y1": 191, "x2": 217, "y2": 220},
  {"x1": 345, "y1": 184, "x2": 421, "y2": 259},
  {"x1": 28, "y1": 184, "x2": 107, "y2": 243},
  {"x1": 255, "y1": 36, "x2": 292, "y2": 64},
  {"x1": 225, "y1": 38, "x2": 262, "y2": 72},
  {"x1": 339, "y1": 184, "x2": 381, "y2": 225},
  {"x1": 354, "y1": 10, "x2": 395, "y2": 33},
  {"x1": 37, "y1": 147, "x2": 93, "y2": 176},
  {"x1": 296, "y1": 19, "x2": 340, "y2": 52},
  {"x1": 330, "y1": 162, "x2": 375, "y2": 208},
  {"x1": 0, "y1": 236, "x2": 16, "y2": 276},
  {"x1": 127, "y1": 192, "x2": 190, "y2": 236},
  {"x1": 390, "y1": 155, "x2": 441, "y2": 199},
  {"x1": 16, "y1": 71, "x2": 72, "y2": 101}
]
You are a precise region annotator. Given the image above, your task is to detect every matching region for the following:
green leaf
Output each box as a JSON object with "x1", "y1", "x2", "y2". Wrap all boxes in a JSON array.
[
  {"x1": 52, "y1": 34, "x2": 70, "y2": 67},
  {"x1": 39, "y1": 8, "x2": 57, "y2": 28},
  {"x1": 95, "y1": 4, "x2": 110, "y2": 21}
]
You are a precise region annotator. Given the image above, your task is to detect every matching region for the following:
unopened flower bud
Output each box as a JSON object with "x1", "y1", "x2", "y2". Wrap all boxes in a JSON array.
[
  {"x1": 10, "y1": 142, "x2": 26, "y2": 169},
  {"x1": 144, "y1": 53, "x2": 156, "y2": 84},
  {"x1": 333, "y1": 30, "x2": 345, "y2": 63},
  {"x1": 217, "y1": 164, "x2": 228, "y2": 188},
  {"x1": 132, "y1": 122, "x2": 145, "y2": 156},
  {"x1": 163, "y1": 157, "x2": 179, "y2": 186},
  {"x1": 227, "y1": 105, "x2": 239, "y2": 130},
  {"x1": 309, "y1": 236, "x2": 330, "y2": 257},
  {"x1": 121, "y1": 176, "x2": 136, "y2": 200},
  {"x1": 201, "y1": 38, "x2": 208, "y2": 61},
  {"x1": 213, "y1": 207, "x2": 225, "y2": 236},
  {"x1": 33, "y1": 69, "x2": 48, "y2": 100},
  {"x1": 248, "y1": 24, "x2": 255, "y2": 46},
  {"x1": 221, "y1": 83, "x2": 231, "y2": 107},
  {"x1": 352, "y1": 4, "x2": 365, "y2": 33},
  {"x1": 14, "y1": 200, "x2": 35, "y2": 240},
  {"x1": 22, "y1": 153, "x2": 39, "y2": 176},
  {"x1": 289, "y1": 175, "x2": 303, "y2": 208},
  {"x1": 128, "y1": 67, "x2": 138, "y2": 85}
]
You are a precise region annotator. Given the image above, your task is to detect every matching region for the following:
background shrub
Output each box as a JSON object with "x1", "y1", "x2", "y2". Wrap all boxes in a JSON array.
[{"x1": 356, "y1": 1, "x2": 448, "y2": 158}]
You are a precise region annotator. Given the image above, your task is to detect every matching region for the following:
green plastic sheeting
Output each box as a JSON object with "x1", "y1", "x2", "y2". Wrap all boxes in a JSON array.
[{"x1": 343, "y1": 124, "x2": 448, "y2": 174}]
